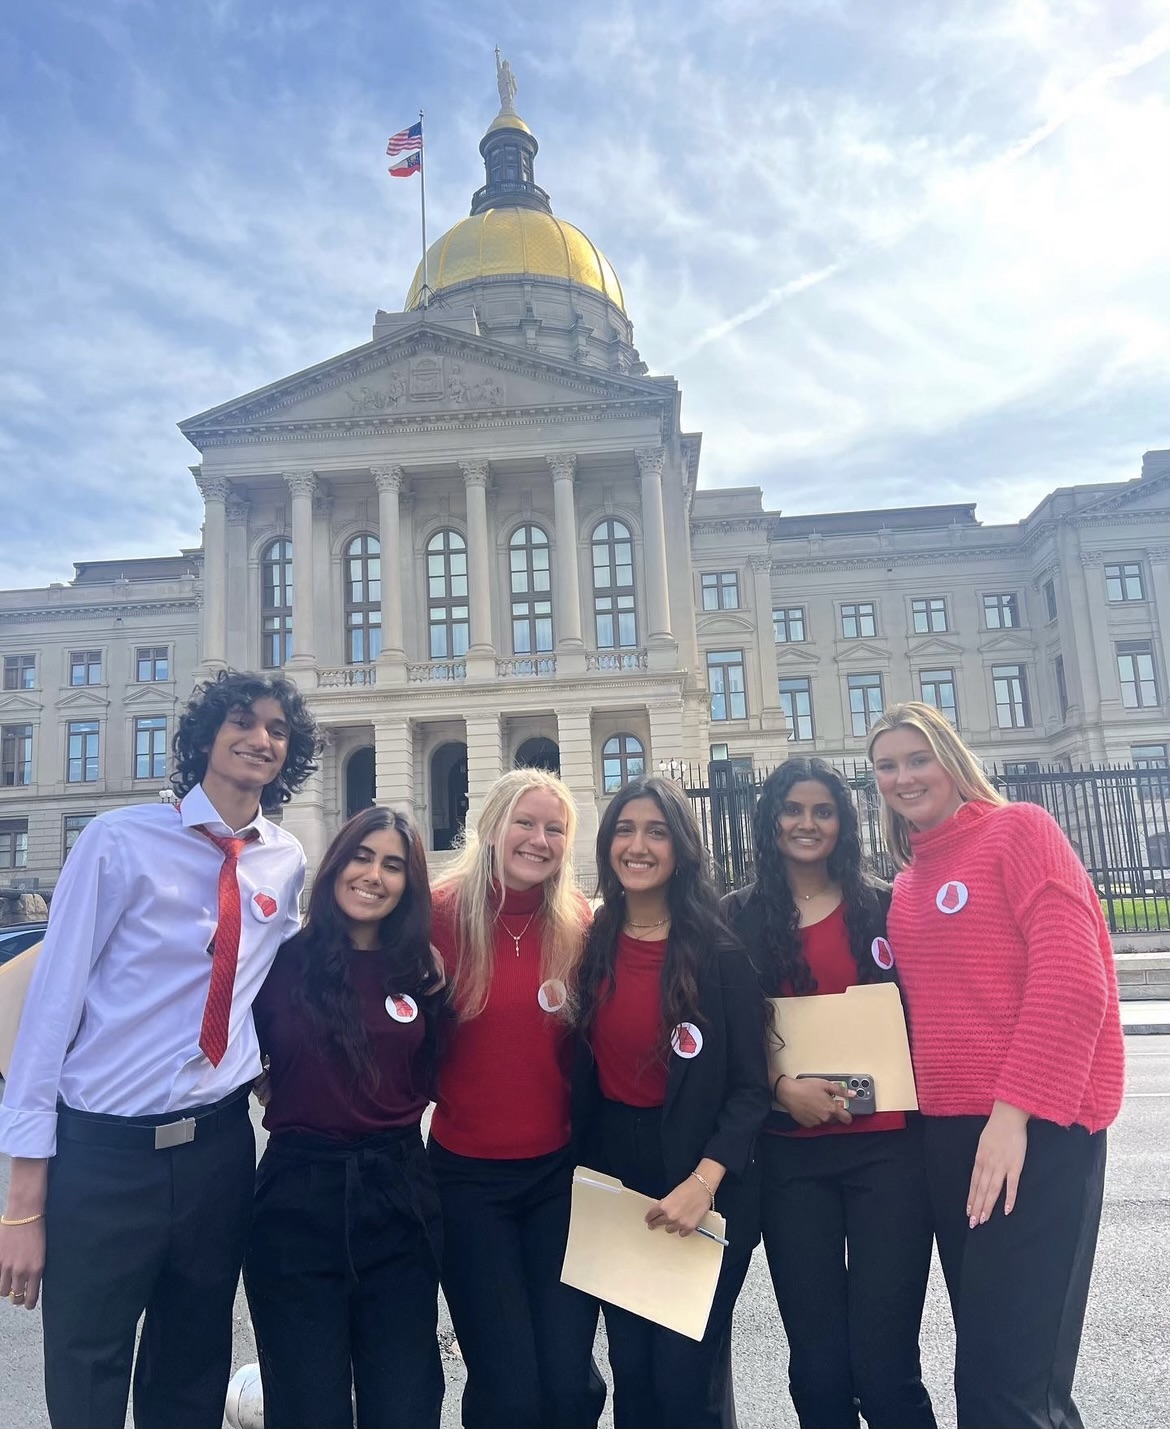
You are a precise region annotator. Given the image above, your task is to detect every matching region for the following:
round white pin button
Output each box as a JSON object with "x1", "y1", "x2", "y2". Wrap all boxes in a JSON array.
[
  {"x1": 935, "y1": 881, "x2": 969, "y2": 915},
  {"x1": 871, "y1": 936, "x2": 895, "y2": 970},
  {"x1": 537, "y1": 979, "x2": 567, "y2": 1013},
  {"x1": 250, "y1": 888, "x2": 280, "y2": 923},
  {"x1": 671, "y1": 1022, "x2": 703, "y2": 1059},
  {"x1": 385, "y1": 993, "x2": 419, "y2": 1023}
]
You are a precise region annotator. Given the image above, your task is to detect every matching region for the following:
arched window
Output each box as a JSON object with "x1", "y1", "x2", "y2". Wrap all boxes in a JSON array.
[
  {"x1": 260, "y1": 539, "x2": 293, "y2": 669},
  {"x1": 510, "y1": 525, "x2": 553, "y2": 655},
  {"x1": 592, "y1": 519, "x2": 637, "y2": 650},
  {"x1": 344, "y1": 535, "x2": 381, "y2": 663},
  {"x1": 602, "y1": 733, "x2": 645, "y2": 793},
  {"x1": 427, "y1": 529, "x2": 469, "y2": 659}
]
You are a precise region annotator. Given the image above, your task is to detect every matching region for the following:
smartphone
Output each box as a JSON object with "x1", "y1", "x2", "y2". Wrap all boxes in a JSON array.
[{"x1": 796, "y1": 1073, "x2": 876, "y2": 1115}]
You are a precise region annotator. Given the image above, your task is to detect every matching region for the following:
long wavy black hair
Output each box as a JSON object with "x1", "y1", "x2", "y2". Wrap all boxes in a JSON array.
[
  {"x1": 740, "y1": 758, "x2": 892, "y2": 996},
  {"x1": 172, "y1": 669, "x2": 323, "y2": 811},
  {"x1": 576, "y1": 776, "x2": 734, "y2": 1052},
  {"x1": 288, "y1": 807, "x2": 442, "y2": 1087}
]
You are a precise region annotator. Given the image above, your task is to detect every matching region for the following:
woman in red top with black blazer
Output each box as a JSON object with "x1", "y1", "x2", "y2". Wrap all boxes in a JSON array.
[
  {"x1": 571, "y1": 775, "x2": 769, "y2": 1429},
  {"x1": 722, "y1": 758, "x2": 936, "y2": 1429}
]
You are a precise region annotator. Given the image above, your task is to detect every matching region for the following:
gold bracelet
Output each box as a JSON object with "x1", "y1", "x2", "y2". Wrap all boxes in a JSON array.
[
  {"x1": 0, "y1": 1213, "x2": 44, "y2": 1227},
  {"x1": 688, "y1": 1170, "x2": 715, "y2": 1208}
]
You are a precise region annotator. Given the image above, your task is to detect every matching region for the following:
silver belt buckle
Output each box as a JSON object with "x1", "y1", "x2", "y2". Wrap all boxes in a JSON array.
[{"x1": 154, "y1": 1117, "x2": 197, "y2": 1150}]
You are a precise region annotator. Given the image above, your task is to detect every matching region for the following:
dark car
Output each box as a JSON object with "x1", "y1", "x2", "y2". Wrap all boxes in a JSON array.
[{"x1": 0, "y1": 922, "x2": 47, "y2": 967}]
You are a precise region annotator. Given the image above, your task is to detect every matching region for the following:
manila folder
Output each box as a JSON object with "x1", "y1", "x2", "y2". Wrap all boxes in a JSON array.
[
  {"x1": 0, "y1": 941, "x2": 42, "y2": 1080},
  {"x1": 561, "y1": 1167, "x2": 725, "y2": 1342},
  {"x1": 769, "y1": 982, "x2": 918, "y2": 1112}
]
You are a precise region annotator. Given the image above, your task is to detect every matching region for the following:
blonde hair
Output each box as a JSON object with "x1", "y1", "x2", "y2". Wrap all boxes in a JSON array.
[
  {"x1": 867, "y1": 702, "x2": 1005, "y2": 869},
  {"x1": 434, "y1": 768, "x2": 588, "y2": 1020}
]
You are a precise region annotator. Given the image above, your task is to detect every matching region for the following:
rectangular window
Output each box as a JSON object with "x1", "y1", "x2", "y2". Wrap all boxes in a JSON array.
[
  {"x1": 1, "y1": 724, "x2": 33, "y2": 787},
  {"x1": 69, "y1": 650, "x2": 103, "y2": 686},
  {"x1": 841, "y1": 602, "x2": 877, "y2": 639},
  {"x1": 992, "y1": 665, "x2": 1031, "y2": 728},
  {"x1": 707, "y1": 650, "x2": 747, "y2": 722},
  {"x1": 3, "y1": 655, "x2": 35, "y2": 690},
  {"x1": 847, "y1": 673, "x2": 884, "y2": 737},
  {"x1": 135, "y1": 646, "x2": 170, "y2": 682},
  {"x1": 700, "y1": 571, "x2": 740, "y2": 611},
  {"x1": 1055, "y1": 654, "x2": 1069, "y2": 720},
  {"x1": 1004, "y1": 760, "x2": 1044, "y2": 805},
  {"x1": 919, "y1": 668, "x2": 958, "y2": 725},
  {"x1": 67, "y1": 721, "x2": 100, "y2": 783},
  {"x1": 63, "y1": 813, "x2": 95, "y2": 859},
  {"x1": 983, "y1": 594, "x2": 1020, "y2": 629},
  {"x1": 779, "y1": 677, "x2": 814, "y2": 740},
  {"x1": 1044, "y1": 579, "x2": 1058, "y2": 622},
  {"x1": 0, "y1": 818, "x2": 28, "y2": 871},
  {"x1": 134, "y1": 716, "x2": 168, "y2": 780},
  {"x1": 1105, "y1": 562, "x2": 1144, "y2": 602},
  {"x1": 594, "y1": 594, "x2": 637, "y2": 650},
  {"x1": 911, "y1": 597, "x2": 948, "y2": 634},
  {"x1": 1133, "y1": 743, "x2": 1170, "y2": 796},
  {"x1": 1117, "y1": 641, "x2": 1159, "y2": 709},
  {"x1": 772, "y1": 607, "x2": 806, "y2": 643}
]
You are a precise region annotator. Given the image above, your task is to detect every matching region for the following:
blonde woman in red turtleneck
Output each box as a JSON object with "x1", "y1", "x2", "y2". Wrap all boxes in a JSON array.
[{"x1": 427, "y1": 769, "x2": 604, "y2": 1429}]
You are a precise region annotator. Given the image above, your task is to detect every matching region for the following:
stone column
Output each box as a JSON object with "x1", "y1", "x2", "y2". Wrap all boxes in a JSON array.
[
  {"x1": 279, "y1": 754, "x2": 330, "y2": 894},
  {"x1": 193, "y1": 467, "x2": 229, "y2": 671},
  {"x1": 648, "y1": 698, "x2": 686, "y2": 771},
  {"x1": 284, "y1": 471, "x2": 318, "y2": 675},
  {"x1": 548, "y1": 455, "x2": 585, "y2": 664},
  {"x1": 635, "y1": 447, "x2": 673, "y2": 648},
  {"x1": 1066, "y1": 543, "x2": 1106, "y2": 760},
  {"x1": 1147, "y1": 546, "x2": 1170, "y2": 699},
  {"x1": 460, "y1": 460, "x2": 495, "y2": 678},
  {"x1": 372, "y1": 465, "x2": 407, "y2": 682},
  {"x1": 224, "y1": 493, "x2": 250, "y2": 670},
  {"x1": 750, "y1": 553, "x2": 785, "y2": 729},
  {"x1": 555, "y1": 704, "x2": 598, "y2": 880},
  {"x1": 464, "y1": 713, "x2": 503, "y2": 833},
  {"x1": 374, "y1": 716, "x2": 413, "y2": 811}
]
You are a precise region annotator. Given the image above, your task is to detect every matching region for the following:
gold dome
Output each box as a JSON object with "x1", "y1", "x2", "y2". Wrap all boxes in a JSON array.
[
  {"x1": 405, "y1": 207, "x2": 625, "y2": 314},
  {"x1": 483, "y1": 110, "x2": 532, "y2": 136}
]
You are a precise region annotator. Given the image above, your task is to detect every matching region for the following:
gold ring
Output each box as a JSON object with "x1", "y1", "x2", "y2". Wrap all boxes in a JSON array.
[{"x1": 8, "y1": 1291, "x2": 25, "y2": 1302}]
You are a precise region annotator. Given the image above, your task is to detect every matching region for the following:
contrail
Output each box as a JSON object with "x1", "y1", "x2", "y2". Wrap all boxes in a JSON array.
[{"x1": 669, "y1": 25, "x2": 1170, "y2": 365}]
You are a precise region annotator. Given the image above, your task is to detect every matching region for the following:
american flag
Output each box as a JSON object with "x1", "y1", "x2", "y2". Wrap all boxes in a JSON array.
[{"x1": 387, "y1": 121, "x2": 423, "y2": 156}]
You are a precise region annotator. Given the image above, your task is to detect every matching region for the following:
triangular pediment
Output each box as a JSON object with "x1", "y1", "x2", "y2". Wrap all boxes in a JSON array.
[
  {"x1": 180, "y1": 321, "x2": 669, "y2": 447},
  {"x1": 907, "y1": 635, "x2": 964, "y2": 659},
  {"x1": 55, "y1": 689, "x2": 110, "y2": 712},
  {"x1": 123, "y1": 684, "x2": 175, "y2": 708},
  {"x1": 833, "y1": 639, "x2": 891, "y2": 667},
  {"x1": 978, "y1": 630, "x2": 1035, "y2": 656},
  {"x1": 1073, "y1": 468, "x2": 1170, "y2": 519},
  {"x1": 774, "y1": 644, "x2": 820, "y2": 667},
  {"x1": 0, "y1": 692, "x2": 42, "y2": 716}
]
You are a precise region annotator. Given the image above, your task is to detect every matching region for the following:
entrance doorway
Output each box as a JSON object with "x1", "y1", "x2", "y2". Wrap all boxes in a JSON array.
[
  {"x1": 431, "y1": 742, "x2": 469, "y2": 851},
  {"x1": 345, "y1": 747, "x2": 376, "y2": 819},
  {"x1": 514, "y1": 737, "x2": 561, "y2": 775}
]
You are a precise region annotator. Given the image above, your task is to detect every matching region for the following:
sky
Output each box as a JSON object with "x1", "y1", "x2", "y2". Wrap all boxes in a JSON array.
[{"x1": 1, "y1": 0, "x2": 1167, "y2": 589}]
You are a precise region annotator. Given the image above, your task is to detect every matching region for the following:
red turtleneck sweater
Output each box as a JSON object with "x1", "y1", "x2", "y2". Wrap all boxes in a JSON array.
[
  {"x1": 887, "y1": 800, "x2": 1124, "y2": 1132},
  {"x1": 591, "y1": 931, "x2": 670, "y2": 1107},
  {"x1": 430, "y1": 883, "x2": 578, "y2": 1159}
]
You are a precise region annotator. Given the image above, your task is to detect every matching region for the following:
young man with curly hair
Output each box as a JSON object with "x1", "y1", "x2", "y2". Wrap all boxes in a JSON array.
[{"x1": 0, "y1": 671, "x2": 322, "y2": 1429}]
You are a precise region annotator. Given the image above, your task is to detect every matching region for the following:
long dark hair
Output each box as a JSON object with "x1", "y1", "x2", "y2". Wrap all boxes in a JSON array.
[
  {"x1": 290, "y1": 807, "x2": 441, "y2": 1086},
  {"x1": 743, "y1": 758, "x2": 890, "y2": 995},
  {"x1": 577, "y1": 776, "x2": 733, "y2": 1050},
  {"x1": 172, "y1": 669, "x2": 322, "y2": 811}
]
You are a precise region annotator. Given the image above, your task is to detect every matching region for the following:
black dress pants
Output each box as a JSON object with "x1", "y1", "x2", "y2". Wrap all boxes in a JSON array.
[
  {"x1": 594, "y1": 1100, "x2": 749, "y2": 1429},
  {"x1": 41, "y1": 1089, "x2": 255, "y2": 1429},
  {"x1": 428, "y1": 1138, "x2": 605, "y2": 1429},
  {"x1": 924, "y1": 1115, "x2": 1107, "y2": 1429},
  {"x1": 244, "y1": 1125, "x2": 444, "y2": 1429},
  {"x1": 759, "y1": 1125, "x2": 937, "y2": 1429}
]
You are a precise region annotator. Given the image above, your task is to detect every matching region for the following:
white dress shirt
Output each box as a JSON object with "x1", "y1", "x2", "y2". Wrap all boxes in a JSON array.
[{"x1": 0, "y1": 784, "x2": 305, "y2": 1159}]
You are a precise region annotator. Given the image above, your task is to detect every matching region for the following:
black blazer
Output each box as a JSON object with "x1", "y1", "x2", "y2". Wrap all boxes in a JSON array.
[{"x1": 570, "y1": 938, "x2": 771, "y2": 1261}]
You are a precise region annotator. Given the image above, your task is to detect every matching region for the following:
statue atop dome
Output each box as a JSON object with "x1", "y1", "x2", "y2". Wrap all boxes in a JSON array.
[{"x1": 495, "y1": 47, "x2": 518, "y2": 114}]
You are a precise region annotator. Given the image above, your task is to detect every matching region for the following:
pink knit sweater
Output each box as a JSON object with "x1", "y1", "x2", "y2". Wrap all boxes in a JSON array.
[{"x1": 887, "y1": 800, "x2": 1124, "y2": 1132}]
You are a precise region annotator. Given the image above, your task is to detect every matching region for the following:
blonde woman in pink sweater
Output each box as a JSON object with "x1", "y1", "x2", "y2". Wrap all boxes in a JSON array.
[{"x1": 868, "y1": 702, "x2": 1124, "y2": 1429}]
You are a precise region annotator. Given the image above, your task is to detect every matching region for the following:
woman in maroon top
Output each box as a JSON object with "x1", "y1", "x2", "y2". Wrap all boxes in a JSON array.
[
  {"x1": 243, "y1": 807, "x2": 446, "y2": 1429},
  {"x1": 722, "y1": 758, "x2": 936, "y2": 1429}
]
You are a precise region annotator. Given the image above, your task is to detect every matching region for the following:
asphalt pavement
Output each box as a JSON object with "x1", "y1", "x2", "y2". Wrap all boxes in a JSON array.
[{"x1": 2, "y1": 1043, "x2": 1168, "y2": 1429}]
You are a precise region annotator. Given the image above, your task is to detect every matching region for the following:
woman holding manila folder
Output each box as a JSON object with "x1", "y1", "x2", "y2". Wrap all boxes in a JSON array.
[{"x1": 868, "y1": 702, "x2": 1125, "y2": 1429}]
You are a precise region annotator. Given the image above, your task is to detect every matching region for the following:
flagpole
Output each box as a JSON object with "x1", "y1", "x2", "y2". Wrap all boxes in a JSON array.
[{"x1": 418, "y1": 108, "x2": 430, "y2": 309}]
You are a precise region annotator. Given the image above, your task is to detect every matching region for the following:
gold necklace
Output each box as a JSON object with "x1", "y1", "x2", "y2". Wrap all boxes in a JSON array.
[
  {"x1": 500, "y1": 909, "x2": 539, "y2": 956},
  {"x1": 798, "y1": 887, "x2": 834, "y2": 902}
]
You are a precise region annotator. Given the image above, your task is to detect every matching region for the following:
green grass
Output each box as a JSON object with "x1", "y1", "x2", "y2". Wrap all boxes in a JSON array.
[{"x1": 1099, "y1": 896, "x2": 1170, "y2": 932}]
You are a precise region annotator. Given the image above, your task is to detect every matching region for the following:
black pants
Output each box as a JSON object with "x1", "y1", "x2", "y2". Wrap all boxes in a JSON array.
[
  {"x1": 244, "y1": 1124, "x2": 444, "y2": 1429},
  {"x1": 594, "y1": 1100, "x2": 748, "y2": 1429},
  {"x1": 924, "y1": 1115, "x2": 1107, "y2": 1429},
  {"x1": 759, "y1": 1125, "x2": 937, "y2": 1429},
  {"x1": 428, "y1": 1138, "x2": 605, "y2": 1429},
  {"x1": 41, "y1": 1088, "x2": 255, "y2": 1429}
]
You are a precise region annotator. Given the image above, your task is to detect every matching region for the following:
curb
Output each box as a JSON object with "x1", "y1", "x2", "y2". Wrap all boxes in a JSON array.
[{"x1": 1123, "y1": 1021, "x2": 1170, "y2": 1036}]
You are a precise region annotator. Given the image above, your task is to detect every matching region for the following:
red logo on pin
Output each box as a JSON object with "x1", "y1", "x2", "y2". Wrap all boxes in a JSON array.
[
  {"x1": 250, "y1": 889, "x2": 279, "y2": 922},
  {"x1": 385, "y1": 993, "x2": 419, "y2": 1023},
  {"x1": 671, "y1": 1022, "x2": 703, "y2": 1059},
  {"x1": 935, "y1": 881, "x2": 969, "y2": 915},
  {"x1": 871, "y1": 937, "x2": 895, "y2": 970}
]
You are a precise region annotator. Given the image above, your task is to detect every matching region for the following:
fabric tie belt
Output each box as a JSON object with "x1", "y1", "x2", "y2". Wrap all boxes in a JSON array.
[{"x1": 57, "y1": 1085, "x2": 253, "y2": 1151}]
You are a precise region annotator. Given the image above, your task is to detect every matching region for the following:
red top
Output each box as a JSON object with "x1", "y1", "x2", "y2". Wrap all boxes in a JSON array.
[
  {"x1": 254, "y1": 940, "x2": 430, "y2": 1141},
  {"x1": 592, "y1": 932, "x2": 669, "y2": 1108},
  {"x1": 430, "y1": 882, "x2": 578, "y2": 1159},
  {"x1": 888, "y1": 800, "x2": 1125, "y2": 1132},
  {"x1": 773, "y1": 903, "x2": 905, "y2": 1138}
]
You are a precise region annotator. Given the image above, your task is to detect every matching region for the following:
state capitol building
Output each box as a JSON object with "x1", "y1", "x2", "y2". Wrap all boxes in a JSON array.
[{"x1": 2, "y1": 81, "x2": 1168, "y2": 891}]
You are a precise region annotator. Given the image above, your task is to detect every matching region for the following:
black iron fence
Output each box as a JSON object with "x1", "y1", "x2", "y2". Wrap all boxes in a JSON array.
[{"x1": 683, "y1": 760, "x2": 1170, "y2": 934}]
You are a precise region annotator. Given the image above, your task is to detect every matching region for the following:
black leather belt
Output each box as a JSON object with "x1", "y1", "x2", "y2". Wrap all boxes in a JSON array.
[{"x1": 57, "y1": 1085, "x2": 252, "y2": 1151}]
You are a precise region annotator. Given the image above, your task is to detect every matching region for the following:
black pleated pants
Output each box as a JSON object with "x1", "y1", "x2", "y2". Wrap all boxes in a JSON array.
[
  {"x1": 594, "y1": 1100, "x2": 749, "y2": 1429},
  {"x1": 41, "y1": 1089, "x2": 255, "y2": 1429},
  {"x1": 759, "y1": 1124, "x2": 937, "y2": 1429},
  {"x1": 244, "y1": 1124, "x2": 444, "y2": 1429},
  {"x1": 924, "y1": 1115, "x2": 1107, "y2": 1429},
  {"x1": 428, "y1": 1138, "x2": 605, "y2": 1429}
]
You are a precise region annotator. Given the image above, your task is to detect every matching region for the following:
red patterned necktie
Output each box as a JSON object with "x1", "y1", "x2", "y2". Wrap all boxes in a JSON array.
[{"x1": 197, "y1": 826, "x2": 259, "y2": 1067}]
